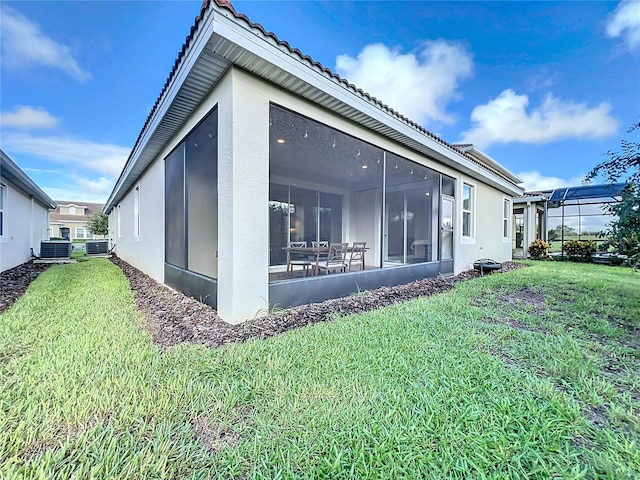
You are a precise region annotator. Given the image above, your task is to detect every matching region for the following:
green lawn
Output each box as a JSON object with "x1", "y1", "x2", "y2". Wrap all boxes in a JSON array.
[{"x1": 1, "y1": 259, "x2": 638, "y2": 479}]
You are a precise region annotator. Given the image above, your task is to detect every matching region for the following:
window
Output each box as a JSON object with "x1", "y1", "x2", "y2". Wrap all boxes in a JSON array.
[
  {"x1": 503, "y1": 198, "x2": 511, "y2": 239},
  {"x1": 0, "y1": 183, "x2": 5, "y2": 237},
  {"x1": 134, "y1": 185, "x2": 140, "y2": 239},
  {"x1": 75, "y1": 227, "x2": 88, "y2": 239},
  {"x1": 462, "y1": 184, "x2": 473, "y2": 238},
  {"x1": 69, "y1": 206, "x2": 76, "y2": 215}
]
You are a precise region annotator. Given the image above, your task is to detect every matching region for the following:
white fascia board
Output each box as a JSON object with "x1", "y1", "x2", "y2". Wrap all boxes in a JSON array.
[
  {"x1": 213, "y1": 14, "x2": 523, "y2": 196},
  {"x1": 514, "y1": 195, "x2": 547, "y2": 204},
  {"x1": 105, "y1": 12, "x2": 215, "y2": 213},
  {"x1": 459, "y1": 145, "x2": 523, "y2": 184}
]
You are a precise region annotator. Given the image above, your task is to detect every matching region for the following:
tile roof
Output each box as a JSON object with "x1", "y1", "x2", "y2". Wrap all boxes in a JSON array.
[
  {"x1": 50, "y1": 201, "x2": 104, "y2": 222},
  {"x1": 125, "y1": 0, "x2": 518, "y2": 186}
]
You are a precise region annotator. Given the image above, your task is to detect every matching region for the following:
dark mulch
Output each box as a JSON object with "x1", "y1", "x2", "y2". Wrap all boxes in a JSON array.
[
  {"x1": 110, "y1": 255, "x2": 526, "y2": 349},
  {"x1": 0, "y1": 263, "x2": 52, "y2": 314}
]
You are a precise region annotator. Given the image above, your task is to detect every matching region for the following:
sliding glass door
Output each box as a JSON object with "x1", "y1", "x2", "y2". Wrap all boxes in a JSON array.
[
  {"x1": 269, "y1": 183, "x2": 342, "y2": 266},
  {"x1": 383, "y1": 153, "x2": 439, "y2": 265}
]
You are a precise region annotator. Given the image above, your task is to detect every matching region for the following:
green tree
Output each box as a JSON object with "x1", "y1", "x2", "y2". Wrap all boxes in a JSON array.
[
  {"x1": 86, "y1": 212, "x2": 109, "y2": 237},
  {"x1": 548, "y1": 224, "x2": 576, "y2": 242},
  {"x1": 586, "y1": 119, "x2": 639, "y2": 264}
]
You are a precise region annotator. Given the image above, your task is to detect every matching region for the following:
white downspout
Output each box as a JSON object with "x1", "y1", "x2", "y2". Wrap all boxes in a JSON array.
[
  {"x1": 526, "y1": 201, "x2": 532, "y2": 257},
  {"x1": 29, "y1": 197, "x2": 34, "y2": 253}
]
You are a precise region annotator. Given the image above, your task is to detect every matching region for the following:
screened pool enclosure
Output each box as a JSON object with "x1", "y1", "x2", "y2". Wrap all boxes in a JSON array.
[{"x1": 546, "y1": 183, "x2": 626, "y2": 255}]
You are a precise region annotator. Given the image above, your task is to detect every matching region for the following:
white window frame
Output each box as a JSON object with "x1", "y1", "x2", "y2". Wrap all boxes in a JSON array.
[
  {"x1": 461, "y1": 182, "x2": 475, "y2": 242},
  {"x1": 75, "y1": 227, "x2": 88, "y2": 239},
  {"x1": 134, "y1": 185, "x2": 141, "y2": 241},
  {"x1": 503, "y1": 197, "x2": 511, "y2": 241},
  {"x1": 0, "y1": 183, "x2": 7, "y2": 243},
  {"x1": 69, "y1": 206, "x2": 76, "y2": 215}
]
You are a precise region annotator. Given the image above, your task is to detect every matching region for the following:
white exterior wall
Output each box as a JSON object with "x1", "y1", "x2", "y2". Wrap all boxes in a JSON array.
[
  {"x1": 456, "y1": 178, "x2": 512, "y2": 271},
  {"x1": 216, "y1": 69, "x2": 270, "y2": 322},
  {"x1": 110, "y1": 159, "x2": 165, "y2": 283},
  {"x1": 0, "y1": 182, "x2": 50, "y2": 272}
]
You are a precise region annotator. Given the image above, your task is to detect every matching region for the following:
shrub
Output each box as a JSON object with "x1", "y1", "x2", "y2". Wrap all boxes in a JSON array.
[
  {"x1": 528, "y1": 239, "x2": 551, "y2": 260},
  {"x1": 562, "y1": 240, "x2": 596, "y2": 262}
]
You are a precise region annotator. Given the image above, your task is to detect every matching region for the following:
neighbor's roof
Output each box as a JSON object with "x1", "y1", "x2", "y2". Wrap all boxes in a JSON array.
[
  {"x1": 513, "y1": 191, "x2": 548, "y2": 203},
  {"x1": 50, "y1": 201, "x2": 105, "y2": 222},
  {"x1": 451, "y1": 144, "x2": 522, "y2": 184},
  {"x1": 0, "y1": 149, "x2": 57, "y2": 210},
  {"x1": 105, "y1": 0, "x2": 522, "y2": 212}
]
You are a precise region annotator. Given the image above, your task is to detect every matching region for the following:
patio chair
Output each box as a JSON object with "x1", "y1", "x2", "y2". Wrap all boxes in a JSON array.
[
  {"x1": 287, "y1": 241, "x2": 311, "y2": 277},
  {"x1": 348, "y1": 241, "x2": 367, "y2": 271},
  {"x1": 319, "y1": 242, "x2": 348, "y2": 274},
  {"x1": 472, "y1": 258, "x2": 503, "y2": 276},
  {"x1": 312, "y1": 240, "x2": 330, "y2": 263}
]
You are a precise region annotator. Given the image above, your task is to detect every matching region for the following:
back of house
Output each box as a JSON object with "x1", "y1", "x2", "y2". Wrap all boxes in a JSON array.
[{"x1": 104, "y1": 0, "x2": 523, "y2": 324}]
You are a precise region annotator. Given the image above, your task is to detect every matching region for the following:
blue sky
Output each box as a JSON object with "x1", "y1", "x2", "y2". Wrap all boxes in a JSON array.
[{"x1": 1, "y1": 1, "x2": 639, "y2": 203}]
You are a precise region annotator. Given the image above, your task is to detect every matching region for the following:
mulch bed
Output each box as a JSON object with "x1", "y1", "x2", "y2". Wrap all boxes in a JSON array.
[
  {"x1": 1, "y1": 257, "x2": 526, "y2": 349},
  {"x1": 0, "y1": 263, "x2": 52, "y2": 314},
  {"x1": 109, "y1": 256, "x2": 526, "y2": 349}
]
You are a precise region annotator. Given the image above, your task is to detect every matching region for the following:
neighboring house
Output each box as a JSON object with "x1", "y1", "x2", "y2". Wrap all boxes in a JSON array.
[
  {"x1": 104, "y1": 0, "x2": 523, "y2": 324},
  {"x1": 50, "y1": 202, "x2": 105, "y2": 241},
  {"x1": 513, "y1": 183, "x2": 626, "y2": 258},
  {"x1": 0, "y1": 149, "x2": 57, "y2": 272}
]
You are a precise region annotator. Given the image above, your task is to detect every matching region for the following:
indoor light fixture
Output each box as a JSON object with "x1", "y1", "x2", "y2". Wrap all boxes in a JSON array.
[
  {"x1": 362, "y1": 165, "x2": 368, "y2": 169},
  {"x1": 277, "y1": 138, "x2": 285, "y2": 144}
]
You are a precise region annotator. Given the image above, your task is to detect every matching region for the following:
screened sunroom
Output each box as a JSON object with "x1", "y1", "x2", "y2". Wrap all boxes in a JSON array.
[{"x1": 268, "y1": 105, "x2": 457, "y2": 307}]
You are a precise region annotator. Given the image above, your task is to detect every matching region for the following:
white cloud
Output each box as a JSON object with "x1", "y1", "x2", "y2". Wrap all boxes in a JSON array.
[
  {"x1": 23, "y1": 167, "x2": 63, "y2": 175},
  {"x1": 516, "y1": 171, "x2": 586, "y2": 192},
  {"x1": 606, "y1": 0, "x2": 640, "y2": 51},
  {"x1": 42, "y1": 185, "x2": 109, "y2": 204},
  {"x1": 1, "y1": 6, "x2": 91, "y2": 82},
  {"x1": 2, "y1": 133, "x2": 128, "y2": 177},
  {"x1": 75, "y1": 176, "x2": 114, "y2": 194},
  {"x1": 335, "y1": 40, "x2": 473, "y2": 126},
  {"x1": 460, "y1": 89, "x2": 619, "y2": 149},
  {"x1": 0, "y1": 105, "x2": 60, "y2": 129}
]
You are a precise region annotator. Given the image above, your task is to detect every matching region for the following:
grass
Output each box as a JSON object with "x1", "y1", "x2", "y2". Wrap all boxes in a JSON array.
[{"x1": 1, "y1": 259, "x2": 638, "y2": 479}]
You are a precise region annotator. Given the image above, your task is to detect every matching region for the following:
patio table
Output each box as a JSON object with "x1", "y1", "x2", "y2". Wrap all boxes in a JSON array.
[{"x1": 282, "y1": 245, "x2": 368, "y2": 276}]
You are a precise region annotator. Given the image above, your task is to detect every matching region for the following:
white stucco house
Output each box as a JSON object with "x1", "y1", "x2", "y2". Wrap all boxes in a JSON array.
[
  {"x1": 104, "y1": 0, "x2": 523, "y2": 324},
  {"x1": 1, "y1": 149, "x2": 57, "y2": 272}
]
